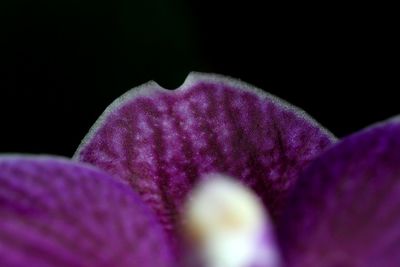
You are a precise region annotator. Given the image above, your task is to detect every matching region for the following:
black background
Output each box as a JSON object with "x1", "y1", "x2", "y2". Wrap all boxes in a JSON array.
[{"x1": 1, "y1": 1, "x2": 397, "y2": 156}]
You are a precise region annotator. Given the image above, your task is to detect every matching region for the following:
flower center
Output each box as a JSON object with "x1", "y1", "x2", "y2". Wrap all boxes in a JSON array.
[{"x1": 182, "y1": 173, "x2": 281, "y2": 267}]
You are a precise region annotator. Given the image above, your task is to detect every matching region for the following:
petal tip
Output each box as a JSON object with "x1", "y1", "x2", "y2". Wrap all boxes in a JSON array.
[{"x1": 74, "y1": 71, "x2": 336, "y2": 160}]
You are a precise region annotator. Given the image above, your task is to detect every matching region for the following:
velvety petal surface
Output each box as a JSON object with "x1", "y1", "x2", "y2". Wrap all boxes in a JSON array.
[
  {"x1": 277, "y1": 118, "x2": 400, "y2": 267},
  {"x1": 0, "y1": 156, "x2": 173, "y2": 267},
  {"x1": 75, "y1": 72, "x2": 335, "y2": 252}
]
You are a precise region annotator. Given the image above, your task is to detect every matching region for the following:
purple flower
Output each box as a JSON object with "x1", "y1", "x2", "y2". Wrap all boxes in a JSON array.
[{"x1": 1, "y1": 73, "x2": 398, "y2": 266}]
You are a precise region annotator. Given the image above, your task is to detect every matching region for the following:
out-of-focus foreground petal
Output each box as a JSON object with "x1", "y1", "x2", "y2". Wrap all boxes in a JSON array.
[
  {"x1": 74, "y1": 72, "x2": 335, "y2": 252},
  {"x1": 277, "y1": 117, "x2": 400, "y2": 267},
  {"x1": 0, "y1": 156, "x2": 173, "y2": 267}
]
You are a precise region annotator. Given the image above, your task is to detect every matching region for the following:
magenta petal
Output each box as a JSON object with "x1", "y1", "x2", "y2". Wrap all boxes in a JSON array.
[
  {"x1": 0, "y1": 156, "x2": 173, "y2": 267},
  {"x1": 277, "y1": 118, "x2": 400, "y2": 267},
  {"x1": 75, "y1": 72, "x2": 335, "y2": 251}
]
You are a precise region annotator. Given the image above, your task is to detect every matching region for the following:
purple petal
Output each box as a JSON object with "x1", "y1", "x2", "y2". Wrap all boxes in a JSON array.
[
  {"x1": 277, "y1": 117, "x2": 400, "y2": 267},
  {"x1": 74, "y1": 72, "x2": 335, "y2": 253},
  {"x1": 0, "y1": 156, "x2": 173, "y2": 267}
]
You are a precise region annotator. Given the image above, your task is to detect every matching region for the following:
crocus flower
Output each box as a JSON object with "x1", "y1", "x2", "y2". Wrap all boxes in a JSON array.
[{"x1": 1, "y1": 73, "x2": 399, "y2": 267}]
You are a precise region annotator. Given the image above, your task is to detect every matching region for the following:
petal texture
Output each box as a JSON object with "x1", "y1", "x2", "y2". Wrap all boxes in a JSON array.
[
  {"x1": 75, "y1": 72, "x2": 335, "y2": 252},
  {"x1": 0, "y1": 156, "x2": 173, "y2": 267},
  {"x1": 277, "y1": 118, "x2": 400, "y2": 267}
]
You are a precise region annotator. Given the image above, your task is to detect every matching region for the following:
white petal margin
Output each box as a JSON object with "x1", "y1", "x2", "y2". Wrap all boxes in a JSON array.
[
  {"x1": 182, "y1": 173, "x2": 281, "y2": 267},
  {"x1": 74, "y1": 72, "x2": 335, "y2": 159}
]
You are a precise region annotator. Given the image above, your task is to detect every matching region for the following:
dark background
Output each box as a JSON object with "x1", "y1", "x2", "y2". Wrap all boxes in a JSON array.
[{"x1": 1, "y1": 1, "x2": 397, "y2": 156}]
